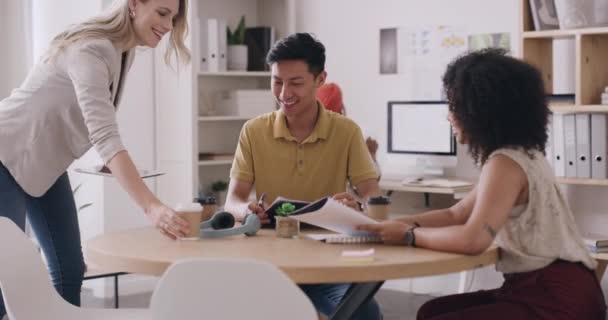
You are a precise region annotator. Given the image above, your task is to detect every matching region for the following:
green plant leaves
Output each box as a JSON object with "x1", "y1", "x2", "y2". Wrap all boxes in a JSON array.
[
  {"x1": 227, "y1": 15, "x2": 246, "y2": 45},
  {"x1": 275, "y1": 202, "x2": 296, "y2": 217}
]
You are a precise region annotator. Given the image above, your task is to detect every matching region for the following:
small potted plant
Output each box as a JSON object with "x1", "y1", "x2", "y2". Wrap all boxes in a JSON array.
[
  {"x1": 210, "y1": 180, "x2": 228, "y2": 206},
  {"x1": 226, "y1": 15, "x2": 248, "y2": 71},
  {"x1": 275, "y1": 202, "x2": 299, "y2": 238}
]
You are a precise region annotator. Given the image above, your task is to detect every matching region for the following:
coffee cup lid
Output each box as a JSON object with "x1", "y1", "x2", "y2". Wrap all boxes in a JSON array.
[
  {"x1": 175, "y1": 203, "x2": 202, "y2": 212},
  {"x1": 367, "y1": 196, "x2": 390, "y2": 205}
]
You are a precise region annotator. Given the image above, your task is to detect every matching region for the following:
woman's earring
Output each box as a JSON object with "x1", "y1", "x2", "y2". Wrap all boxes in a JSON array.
[{"x1": 130, "y1": 10, "x2": 135, "y2": 18}]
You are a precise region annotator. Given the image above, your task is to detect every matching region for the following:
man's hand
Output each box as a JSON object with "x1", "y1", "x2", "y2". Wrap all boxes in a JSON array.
[
  {"x1": 247, "y1": 201, "x2": 270, "y2": 224},
  {"x1": 356, "y1": 221, "x2": 411, "y2": 245},
  {"x1": 332, "y1": 192, "x2": 360, "y2": 211},
  {"x1": 147, "y1": 202, "x2": 189, "y2": 240}
]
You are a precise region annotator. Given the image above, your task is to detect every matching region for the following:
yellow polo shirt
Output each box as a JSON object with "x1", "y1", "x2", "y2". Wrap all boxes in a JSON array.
[{"x1": 230, "y1": 103, "x2": 378, "y2": 204}]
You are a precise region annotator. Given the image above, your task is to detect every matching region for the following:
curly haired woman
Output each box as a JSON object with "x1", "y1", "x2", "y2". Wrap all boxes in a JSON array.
[{"x1": 358, "y1": 48, "x2": 606, "y2": 319}]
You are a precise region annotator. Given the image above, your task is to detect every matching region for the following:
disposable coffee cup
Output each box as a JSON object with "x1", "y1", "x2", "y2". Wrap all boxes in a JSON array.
[
  {"x1": 197, "y1": 196, "x2": 217, "y2": 223},
  {"x1": 366, "y1": 196, "x2": 391, "y2": 221},
  {"x1": 175, "y1": 202, "x2": 203, "y2": 240}
]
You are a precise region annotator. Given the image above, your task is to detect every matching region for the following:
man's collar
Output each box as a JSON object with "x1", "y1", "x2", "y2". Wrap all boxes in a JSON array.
[{"x1": 272, "y1": 101, "x2": 331, "y2": 143}]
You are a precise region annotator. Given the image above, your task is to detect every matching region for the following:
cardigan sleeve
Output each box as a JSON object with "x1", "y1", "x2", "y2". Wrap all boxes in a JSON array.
[{"x1": 66, "y1": 40, "x2": 126, "y2": 163}]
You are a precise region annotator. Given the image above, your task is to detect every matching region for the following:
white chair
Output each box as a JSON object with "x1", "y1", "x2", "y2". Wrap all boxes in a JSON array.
[
  {"x1": 0, "y1": 217, "x2": 151, "y2": 319},
  {"x1": 150, "y1": 258, "x2": 318, "y2": 320}
]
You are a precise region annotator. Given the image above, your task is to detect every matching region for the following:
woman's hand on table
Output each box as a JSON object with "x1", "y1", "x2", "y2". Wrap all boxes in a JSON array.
[
  {"x1": 356, "y1": 221, "x2": 411, "y2": 245},
  {"x1": 147, "y1": 201, "x2": 189, "y2": 240}
]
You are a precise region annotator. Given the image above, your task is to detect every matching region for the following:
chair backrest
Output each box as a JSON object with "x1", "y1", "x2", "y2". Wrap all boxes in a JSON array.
[
  {"x1": 150, "y1": 258, "x2": 318, "y2": 320},
  {"x1": 0, "y1": 217, "x2": 69, "y2": 318}
]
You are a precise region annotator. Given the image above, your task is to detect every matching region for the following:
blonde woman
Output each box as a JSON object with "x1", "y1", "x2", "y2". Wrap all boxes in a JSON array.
[{"x1": 0, "y1": 0, "x2": 190, "y2": 314}]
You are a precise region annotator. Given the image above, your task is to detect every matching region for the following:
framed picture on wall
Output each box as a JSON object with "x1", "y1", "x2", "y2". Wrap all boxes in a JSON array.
[{"x1": 529, "y1": 0, "x2": 560, "y2": 30}]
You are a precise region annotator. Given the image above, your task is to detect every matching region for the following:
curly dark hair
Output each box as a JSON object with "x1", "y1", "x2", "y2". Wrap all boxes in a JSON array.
[
  {"x1": 442, "y1": 48, "x2": 549, "y2": 165},
  {"x1": 266, "y1": 33, "x2": 325, "y2": 77}
]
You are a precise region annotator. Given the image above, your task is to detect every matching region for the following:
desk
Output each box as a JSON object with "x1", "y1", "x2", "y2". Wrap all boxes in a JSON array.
[
  {"x1": 86, "y1": 228, "x2": 497, "y2": 319},
  {"x1": 380, "y1": 178, "x2": 474, "y2": 207}
]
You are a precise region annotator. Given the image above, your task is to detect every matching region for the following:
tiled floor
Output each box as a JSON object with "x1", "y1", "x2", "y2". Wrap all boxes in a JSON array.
[{"x1": 80, "y1": 287, "x2": 434, "y2": 320}]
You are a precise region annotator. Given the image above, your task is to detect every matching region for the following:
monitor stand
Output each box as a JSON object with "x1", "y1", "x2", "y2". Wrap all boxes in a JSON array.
[{"x1": 415, "y1": 157, "x2": 445, "y2": 178}]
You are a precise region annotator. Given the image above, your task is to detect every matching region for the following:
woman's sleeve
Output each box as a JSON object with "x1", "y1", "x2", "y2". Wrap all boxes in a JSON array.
[{"x1": 66, "y1": 41, "x2": 126, "y2": 163}]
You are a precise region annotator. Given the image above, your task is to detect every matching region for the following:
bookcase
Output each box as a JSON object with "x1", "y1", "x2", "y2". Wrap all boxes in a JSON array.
[
  {"x1": 520, "y1": 0, "x2": 608, "y2": 277},
  {"x1": 520, "y1": 0, "x2": 608, "y2": 187},
  {"x1": 154, "y1": 0, "x2": 295, "y2": 206}
]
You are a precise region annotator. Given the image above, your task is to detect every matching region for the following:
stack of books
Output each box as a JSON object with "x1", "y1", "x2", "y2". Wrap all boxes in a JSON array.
[{"x1": 582, "y1": 232, "x2": 608, "y2": 253}]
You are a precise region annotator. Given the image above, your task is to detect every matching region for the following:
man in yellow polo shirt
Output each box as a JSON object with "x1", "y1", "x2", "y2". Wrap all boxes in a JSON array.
[{"x1": 224, "y1": 33, "x2": 383, "y2": 320}]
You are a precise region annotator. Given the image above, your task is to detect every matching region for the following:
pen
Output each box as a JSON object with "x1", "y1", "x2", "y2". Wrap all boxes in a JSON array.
[{"x1": 258, "y1": 192, "x2": 266, "y2": 210}]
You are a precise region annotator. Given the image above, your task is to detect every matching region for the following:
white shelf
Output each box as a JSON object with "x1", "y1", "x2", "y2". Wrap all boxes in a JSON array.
[
  {"x1": 556, "y1": 177, "x2": 608, "y2": 186},
  {"x1": 198, "y1": 159, "x2": 233, "y2": 166},
  {"x1": 522, "y1": 26, "x2": 608, "y2": 39},
  {"x1": 198, "y1": 71, "x2": 271, "y2": 77},
  {"x1": 199, "y1": 116, "x2": 250, "y2": 122}
]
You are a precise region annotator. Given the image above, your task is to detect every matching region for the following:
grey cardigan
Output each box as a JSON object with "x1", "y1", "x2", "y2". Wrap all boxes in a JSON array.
[{"x1": 0, "y1": 39, "x2": 135, "y2": 196}]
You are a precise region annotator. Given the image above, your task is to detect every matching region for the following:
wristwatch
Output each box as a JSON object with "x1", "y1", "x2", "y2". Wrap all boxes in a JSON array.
[{"x1": 404, "y1": 225, "x2": 419, "y2": 247}]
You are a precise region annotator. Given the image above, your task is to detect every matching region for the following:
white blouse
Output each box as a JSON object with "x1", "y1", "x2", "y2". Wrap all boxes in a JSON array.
[{"x1": 492, "y1": 148, "x2": 596, "y2": 273}]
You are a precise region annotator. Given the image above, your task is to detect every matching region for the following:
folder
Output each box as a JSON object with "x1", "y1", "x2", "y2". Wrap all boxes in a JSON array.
[
  {"x1": 546, "y1": 114, "x2": 554, "y2": 168},
  {"x1": 552, "y1": 114, "x2": 566, "y2": 177},
  {"x1": 217, "y1": 19, "x2": 228, "y2": 72},
  {"x1": 207, "y1": 19, "x2": 227, "y2": 72},
  {"x1": 575, "y1": 114, "x2": 591, "y2": 178},
  {"x1": 591, "y1": 114, "x2": 608, "y2": 179},
  {"x1": 564, "y1": 114, "x2": 577, "y2": 177},
  {"x1": 197, "y1": 17, "x2": 208, "y2": 72}
]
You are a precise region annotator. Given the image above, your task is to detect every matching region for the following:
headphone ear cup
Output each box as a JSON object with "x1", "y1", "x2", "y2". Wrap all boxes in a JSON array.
[
  {"x1": 211, "y1": 211, "x2": 235, "y2": 230},
  {"x1": 242, "y1": 214, "x2": 262, "y2": 236}
]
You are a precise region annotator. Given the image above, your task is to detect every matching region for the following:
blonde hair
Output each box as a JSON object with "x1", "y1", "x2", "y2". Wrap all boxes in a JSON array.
[{"x1": 47, "y1": 0, "x2": 190, "y2": 65}]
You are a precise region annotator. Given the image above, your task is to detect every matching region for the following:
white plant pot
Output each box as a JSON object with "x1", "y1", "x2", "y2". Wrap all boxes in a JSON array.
[
  {"x1": 228, "y1": 45, "x2": 248, "y2": 71},
  {"x1": 554, "y1": 0, "x2": 608, "y2": 29}
]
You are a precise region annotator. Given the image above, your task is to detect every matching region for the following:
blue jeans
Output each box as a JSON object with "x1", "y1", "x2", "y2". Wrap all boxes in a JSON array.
[
  {"x1": 0, "y1": 162, "x2": 85, "y2": 317},
  {"x1": 300, "y1": 283, "x2": 383, "y2": 319}
]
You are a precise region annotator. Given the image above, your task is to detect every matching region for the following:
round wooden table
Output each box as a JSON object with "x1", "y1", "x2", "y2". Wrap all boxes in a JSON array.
[
  {"x1": 86, "y1": 228, "x2": 498, "y2": 320},
  {"x1": 86, "y1": 228, "x2": 497, "y2": 283}
]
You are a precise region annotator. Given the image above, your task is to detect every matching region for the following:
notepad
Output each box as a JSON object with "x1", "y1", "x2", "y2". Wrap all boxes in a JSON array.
[
  {"x1": 74, "y1": 165, "x2": 164, "y2": 179},
  {"x1": 307, "y1": 233, "x2": 383, "y2": 244},
  {"x1": 341, "y1": 248, "x2": 375, "y2": 262}
]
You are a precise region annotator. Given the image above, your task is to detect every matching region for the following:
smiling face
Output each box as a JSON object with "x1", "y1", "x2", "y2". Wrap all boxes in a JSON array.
[
  {"x1": 129, "y1": 0, "x2": 178, "y2": 48},
  {"x1": 271, "y1": 60, "x2": 326, "y2": 118}
]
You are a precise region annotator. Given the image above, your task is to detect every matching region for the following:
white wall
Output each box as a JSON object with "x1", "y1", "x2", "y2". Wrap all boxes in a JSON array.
[
  {"x1": 0, "y1": 1, "x2": 8, "y2": 98},
  {"x1": 0, "y1": 0, "x2": 32, "y2": 99},
  {"x1": 296, "y1": 0, "x2": 519, "y2": 180}
]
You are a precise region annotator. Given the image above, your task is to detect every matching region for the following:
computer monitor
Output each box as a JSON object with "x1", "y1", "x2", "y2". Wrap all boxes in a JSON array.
[{"x1": 387, "y1": 101, "x2": 457, "y2": 176}]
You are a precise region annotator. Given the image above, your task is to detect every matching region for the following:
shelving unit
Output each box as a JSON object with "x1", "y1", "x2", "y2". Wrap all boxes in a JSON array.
[
  {"x1": 521, "y1": 0, "x2": 608, "y2": 274},
  {"x1": 520, "y1": 1, "x2": 608, "y2": 108},
  {"x1": 520, "y1": 0, "x2": 608, "y2": 188},
  {"x1": 154, "y1": 0, "x2": 295, "y2": 205}
]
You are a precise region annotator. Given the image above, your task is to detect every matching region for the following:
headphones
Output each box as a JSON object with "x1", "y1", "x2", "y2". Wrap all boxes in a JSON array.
[{"x1": 199, "y1": 212, "x2": 261, "y2": 239}]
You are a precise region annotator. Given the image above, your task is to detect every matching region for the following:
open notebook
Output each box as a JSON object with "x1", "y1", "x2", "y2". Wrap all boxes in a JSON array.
[
  {"x1": 266, "y1": 196, "x2": 379, "y2": 239},
  {"x1": 307, "y1": 233, "x2": 383, "y2": 244}
]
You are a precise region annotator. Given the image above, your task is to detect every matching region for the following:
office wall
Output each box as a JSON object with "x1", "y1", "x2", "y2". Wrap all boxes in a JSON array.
[
  {"x1": 0, "y1": 1, "x2": 8, "y2": 98},
  {"x1": 0, "y1": 0, "x2": 31, "y2": 99},
  {"x1": 295, "y1": 0, "x2": 518, "y2": 180}
]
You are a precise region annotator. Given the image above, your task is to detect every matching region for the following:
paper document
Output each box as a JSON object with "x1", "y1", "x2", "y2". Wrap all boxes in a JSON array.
[
  {"x1": 282, "y1": 197, "x2": 378, "y2": 236},
  {"x1": 74, "y1": 165, "x2": 164, "y2": 179},
  {"x1": 402, "y1": 178, "x2": 472, "y2": 188}
]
